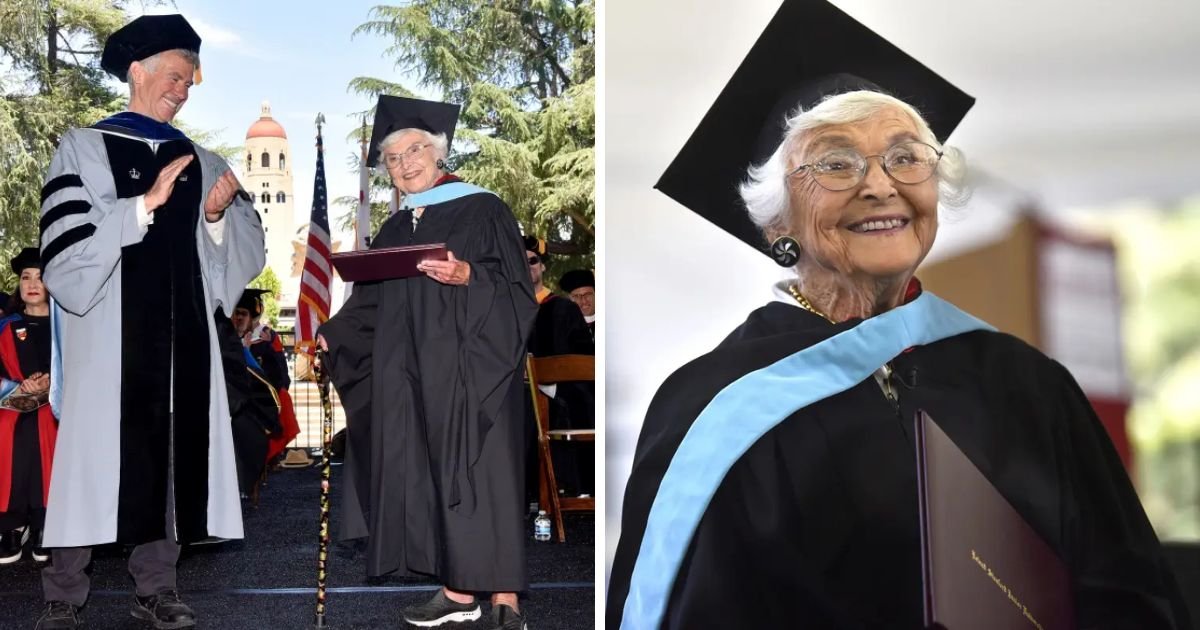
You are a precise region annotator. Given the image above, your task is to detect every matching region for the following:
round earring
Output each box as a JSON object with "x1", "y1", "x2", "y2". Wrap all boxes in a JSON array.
[
  {"x1": 769, "y1": 235, "x2": 801, "y2": 267},
  {"x1": 435, "y1": 158, "x2": 447, "y2": 170}
]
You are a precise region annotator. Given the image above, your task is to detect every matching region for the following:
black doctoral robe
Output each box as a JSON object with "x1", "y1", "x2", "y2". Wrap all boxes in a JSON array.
[
  {"x1": 608, "y1": 300, "x2": 1191, "y2": 629},
  {"x1": 101, "y1": 134, "x2": 215, "y2": 542},
  {"x1": 528, "y1": 293, "x2": 595, "y2": 496},
  {"x1": 320, "y1": 184, "x2": 537, "y2": 590}
]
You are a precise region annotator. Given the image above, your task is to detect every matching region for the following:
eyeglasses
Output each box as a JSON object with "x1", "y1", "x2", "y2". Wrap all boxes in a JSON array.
[
  {"x1": 527, "y1": 255, "x2": 541, "y2": 266},
  {"x1": 382, "y1": 143, "x2": 431, "y2": 168},
  {"x1": 788, "y1": 141, "x2": 943, "y2": 192}
]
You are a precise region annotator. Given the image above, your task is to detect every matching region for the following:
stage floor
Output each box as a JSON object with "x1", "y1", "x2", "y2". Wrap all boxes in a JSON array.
[{"x1": 0, "y1": 463, "x2": 595, "y2": 629}]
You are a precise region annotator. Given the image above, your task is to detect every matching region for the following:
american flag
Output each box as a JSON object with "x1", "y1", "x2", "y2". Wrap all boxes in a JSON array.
[{"x1": 296, "y1": 114, "x2": 332, "y2": 353}]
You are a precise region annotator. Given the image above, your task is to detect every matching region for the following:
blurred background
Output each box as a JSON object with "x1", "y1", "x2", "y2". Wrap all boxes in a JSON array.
[{"x1": 605, "y1": 0, "x2": 1200, "y2": 592}]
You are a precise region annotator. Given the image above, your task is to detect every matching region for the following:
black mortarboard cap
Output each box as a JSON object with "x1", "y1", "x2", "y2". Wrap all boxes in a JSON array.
[
  {"x1": 10, "y1": 248, "x2": 41, "y2": 275},
  {"x1": 559, "y1": 269, "x2": 594, "y2": 293},
  {"x1": 236, "y1": 288, "x2": 271, "y2": 316},
  {"x1": 367, "y1": 95, "x2": 461, "y2": 168},
  {"x1": 101, "y1": 14, "x2": 202, "y2": 82},
  {"x1": 655, "y1": 0, "x2": 975, "y2": 257}
]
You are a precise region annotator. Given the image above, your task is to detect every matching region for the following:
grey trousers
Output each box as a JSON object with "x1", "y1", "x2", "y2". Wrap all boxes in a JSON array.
[
  {"x1": 43, "y1": 456, "x2": 182, "y2": 606},
  {"x1": 41, "y1": 538, "x2": 181, "y2": 606}
]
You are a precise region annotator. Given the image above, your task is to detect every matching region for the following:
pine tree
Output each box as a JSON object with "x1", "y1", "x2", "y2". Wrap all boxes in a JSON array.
[{"x1": 0, "y1": 0, "x2": 128, "y2": 285}]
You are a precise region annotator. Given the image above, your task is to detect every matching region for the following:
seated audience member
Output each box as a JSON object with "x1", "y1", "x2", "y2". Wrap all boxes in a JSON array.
[
  {"x1": 559, "y1": 269, "x2": 595, "y2": 342},
  {"x1": 524, "y1": 238, "x2": 594, "y2": 498}
]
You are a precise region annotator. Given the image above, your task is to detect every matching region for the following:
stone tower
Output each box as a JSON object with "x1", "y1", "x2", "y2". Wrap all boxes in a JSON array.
[{"x1": 242, "y1": 101, "x2": 297, "y2": 306}]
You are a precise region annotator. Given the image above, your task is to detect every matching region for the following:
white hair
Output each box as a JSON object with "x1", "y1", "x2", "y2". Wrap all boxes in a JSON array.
[
  {"x1": 378, "y1": 128, "x2": 450, "y2": 162},
  {"x1": 739, "y1": 90, "x2": 970, "y2": 238},
  {"x1": 126, "y1": 48, "x2": 200, "y2": 98}
]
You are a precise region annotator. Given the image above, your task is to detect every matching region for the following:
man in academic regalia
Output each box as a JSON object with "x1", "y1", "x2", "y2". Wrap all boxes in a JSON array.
[
  {"x1": 232, "y1": 289, "x2": 290, "y2": 391},
  {"x1": 524, "y1": 238, "x2": 593, "y2": 359},
  {"x1": 559, "y1": 269, "x2": 596, "y2": 343},
  {"x1": 232, "y1": 288, "x2": 299, "y2": 464},
  {"x1": 524, "y1": 238, "x2": 594, "y2": 498},
  {"x1": 36, "y1": 14, "x2": 264, "y2": 630}
]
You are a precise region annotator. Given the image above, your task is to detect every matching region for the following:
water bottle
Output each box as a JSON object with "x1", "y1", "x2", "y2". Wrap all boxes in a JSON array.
[{"x1": 534, "y1": 510, "x2": 552, "y2": 542}]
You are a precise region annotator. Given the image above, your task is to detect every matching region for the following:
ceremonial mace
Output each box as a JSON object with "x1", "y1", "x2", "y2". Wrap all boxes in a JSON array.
[{"x1": 313, "y1": 348, "x2": 335, "y2": 628}]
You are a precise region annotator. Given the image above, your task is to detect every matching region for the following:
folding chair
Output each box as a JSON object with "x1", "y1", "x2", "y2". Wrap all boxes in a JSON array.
[{"x1": 525, "y1": 353, "x2": 595, "y2": 542}]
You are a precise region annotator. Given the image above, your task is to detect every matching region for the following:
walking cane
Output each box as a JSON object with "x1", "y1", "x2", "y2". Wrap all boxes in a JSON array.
[{"x1": 313, "y1": 349, "x2": 334, "y2": 628}]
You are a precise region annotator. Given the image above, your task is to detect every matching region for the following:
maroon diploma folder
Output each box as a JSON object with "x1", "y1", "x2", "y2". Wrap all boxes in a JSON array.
[
  {"x1": 916, "y1": 410, "x2": 1075, "y2": 630},
  {"x1": 329, "y1": 243, "x2": 448, "y2": 282}
]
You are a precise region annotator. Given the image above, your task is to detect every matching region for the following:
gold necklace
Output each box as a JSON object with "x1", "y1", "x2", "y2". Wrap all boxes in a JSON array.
[{"x1": 787, "y1": 284, "x2": 834, "y2": 323}]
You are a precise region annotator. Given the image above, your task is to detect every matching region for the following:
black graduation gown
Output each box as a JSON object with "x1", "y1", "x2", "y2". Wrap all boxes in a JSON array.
[
  {"x1": 217, "y1": 316, "x2": 283, "y2": 495},
  {"x1": 529, "y1": 294, "x2": 593, "y2": 358},
  {"x1": 320, "y1": 188, "x2": 537, "y2": 589},
  {"x1": 608, "y1": 301, "x2": 1191, "y2": 630},
  {"x1": 527, "y1": 294, "x2": 595, "y2": 496}
]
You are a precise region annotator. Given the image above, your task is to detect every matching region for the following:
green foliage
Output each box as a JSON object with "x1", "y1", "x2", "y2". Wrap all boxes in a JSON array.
[
  {"x1": 1111, "y1": 202, "x2": 1200, "y2": 540},
  {"x1": 338, "y1": 0, "x2": 595, "y2": 282},
  {"x1": 0, "y1": 0, "x2": 131, "y2": 288},
  {"x1": 248, "y1": 266, "x2": 283, "y2": 328}
]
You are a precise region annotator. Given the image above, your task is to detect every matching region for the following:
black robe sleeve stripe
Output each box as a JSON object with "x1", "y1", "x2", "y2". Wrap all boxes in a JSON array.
[
  {"x1": 40, "y1": 200, "x2": 92, "y2": 236},
  {"x1": 40, "y1": 174, "x2": 83, "y2": 204},
  {"x1": 42, "y1": 223, "x2": 97, "y2": 266}
]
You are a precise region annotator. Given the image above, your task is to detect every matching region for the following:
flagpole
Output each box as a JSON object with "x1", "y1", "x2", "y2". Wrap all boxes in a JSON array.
[
  {"x1": 356, "y1": 114, "x2": 370, "y2": 250},
  {"x1": 343, "y1": 116, "x2": 371, "y2": 306}
]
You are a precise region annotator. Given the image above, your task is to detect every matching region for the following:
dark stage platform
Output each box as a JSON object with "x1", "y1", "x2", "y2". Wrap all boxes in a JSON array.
[{"x1": 0, "y1": 464, "x2": 595, "y2": 629}]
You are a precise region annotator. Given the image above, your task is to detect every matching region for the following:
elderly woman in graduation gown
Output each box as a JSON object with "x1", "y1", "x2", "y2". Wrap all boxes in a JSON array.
[
  {"x1": 318, "y1": 95, "x2": 537, "y2": 630},
  {"x1": 607, "y1": 3, "x2": 1190, "y2": 629}
]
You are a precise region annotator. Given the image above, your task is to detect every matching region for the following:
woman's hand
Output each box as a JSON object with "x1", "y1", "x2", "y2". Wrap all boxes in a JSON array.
[
  {"x1": 19, "y1": 372, "x2": 49, "y2": 395},
  {"x1": 316, "y1": 334, "x2": 329, "y2": 352},
  {"x1": 417, "y1": 251, "x2": 471, "y2": 286}
]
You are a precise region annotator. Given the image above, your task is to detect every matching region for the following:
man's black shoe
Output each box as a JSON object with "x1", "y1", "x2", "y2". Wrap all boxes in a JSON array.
[
  {"x1": 130, "y1": 590, "x2": 196, "y2": 629},
  {"x1": 35, "y1": 601, "x2": 82, "y2": 629},
  {"x1": 487, "y1": 603, "x2": 529, "y2": 630}
]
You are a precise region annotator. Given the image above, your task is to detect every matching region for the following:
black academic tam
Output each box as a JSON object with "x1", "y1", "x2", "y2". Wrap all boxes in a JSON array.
[{"x1": 608, "y1": 302, "x2": 1191, "y2": 629}]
